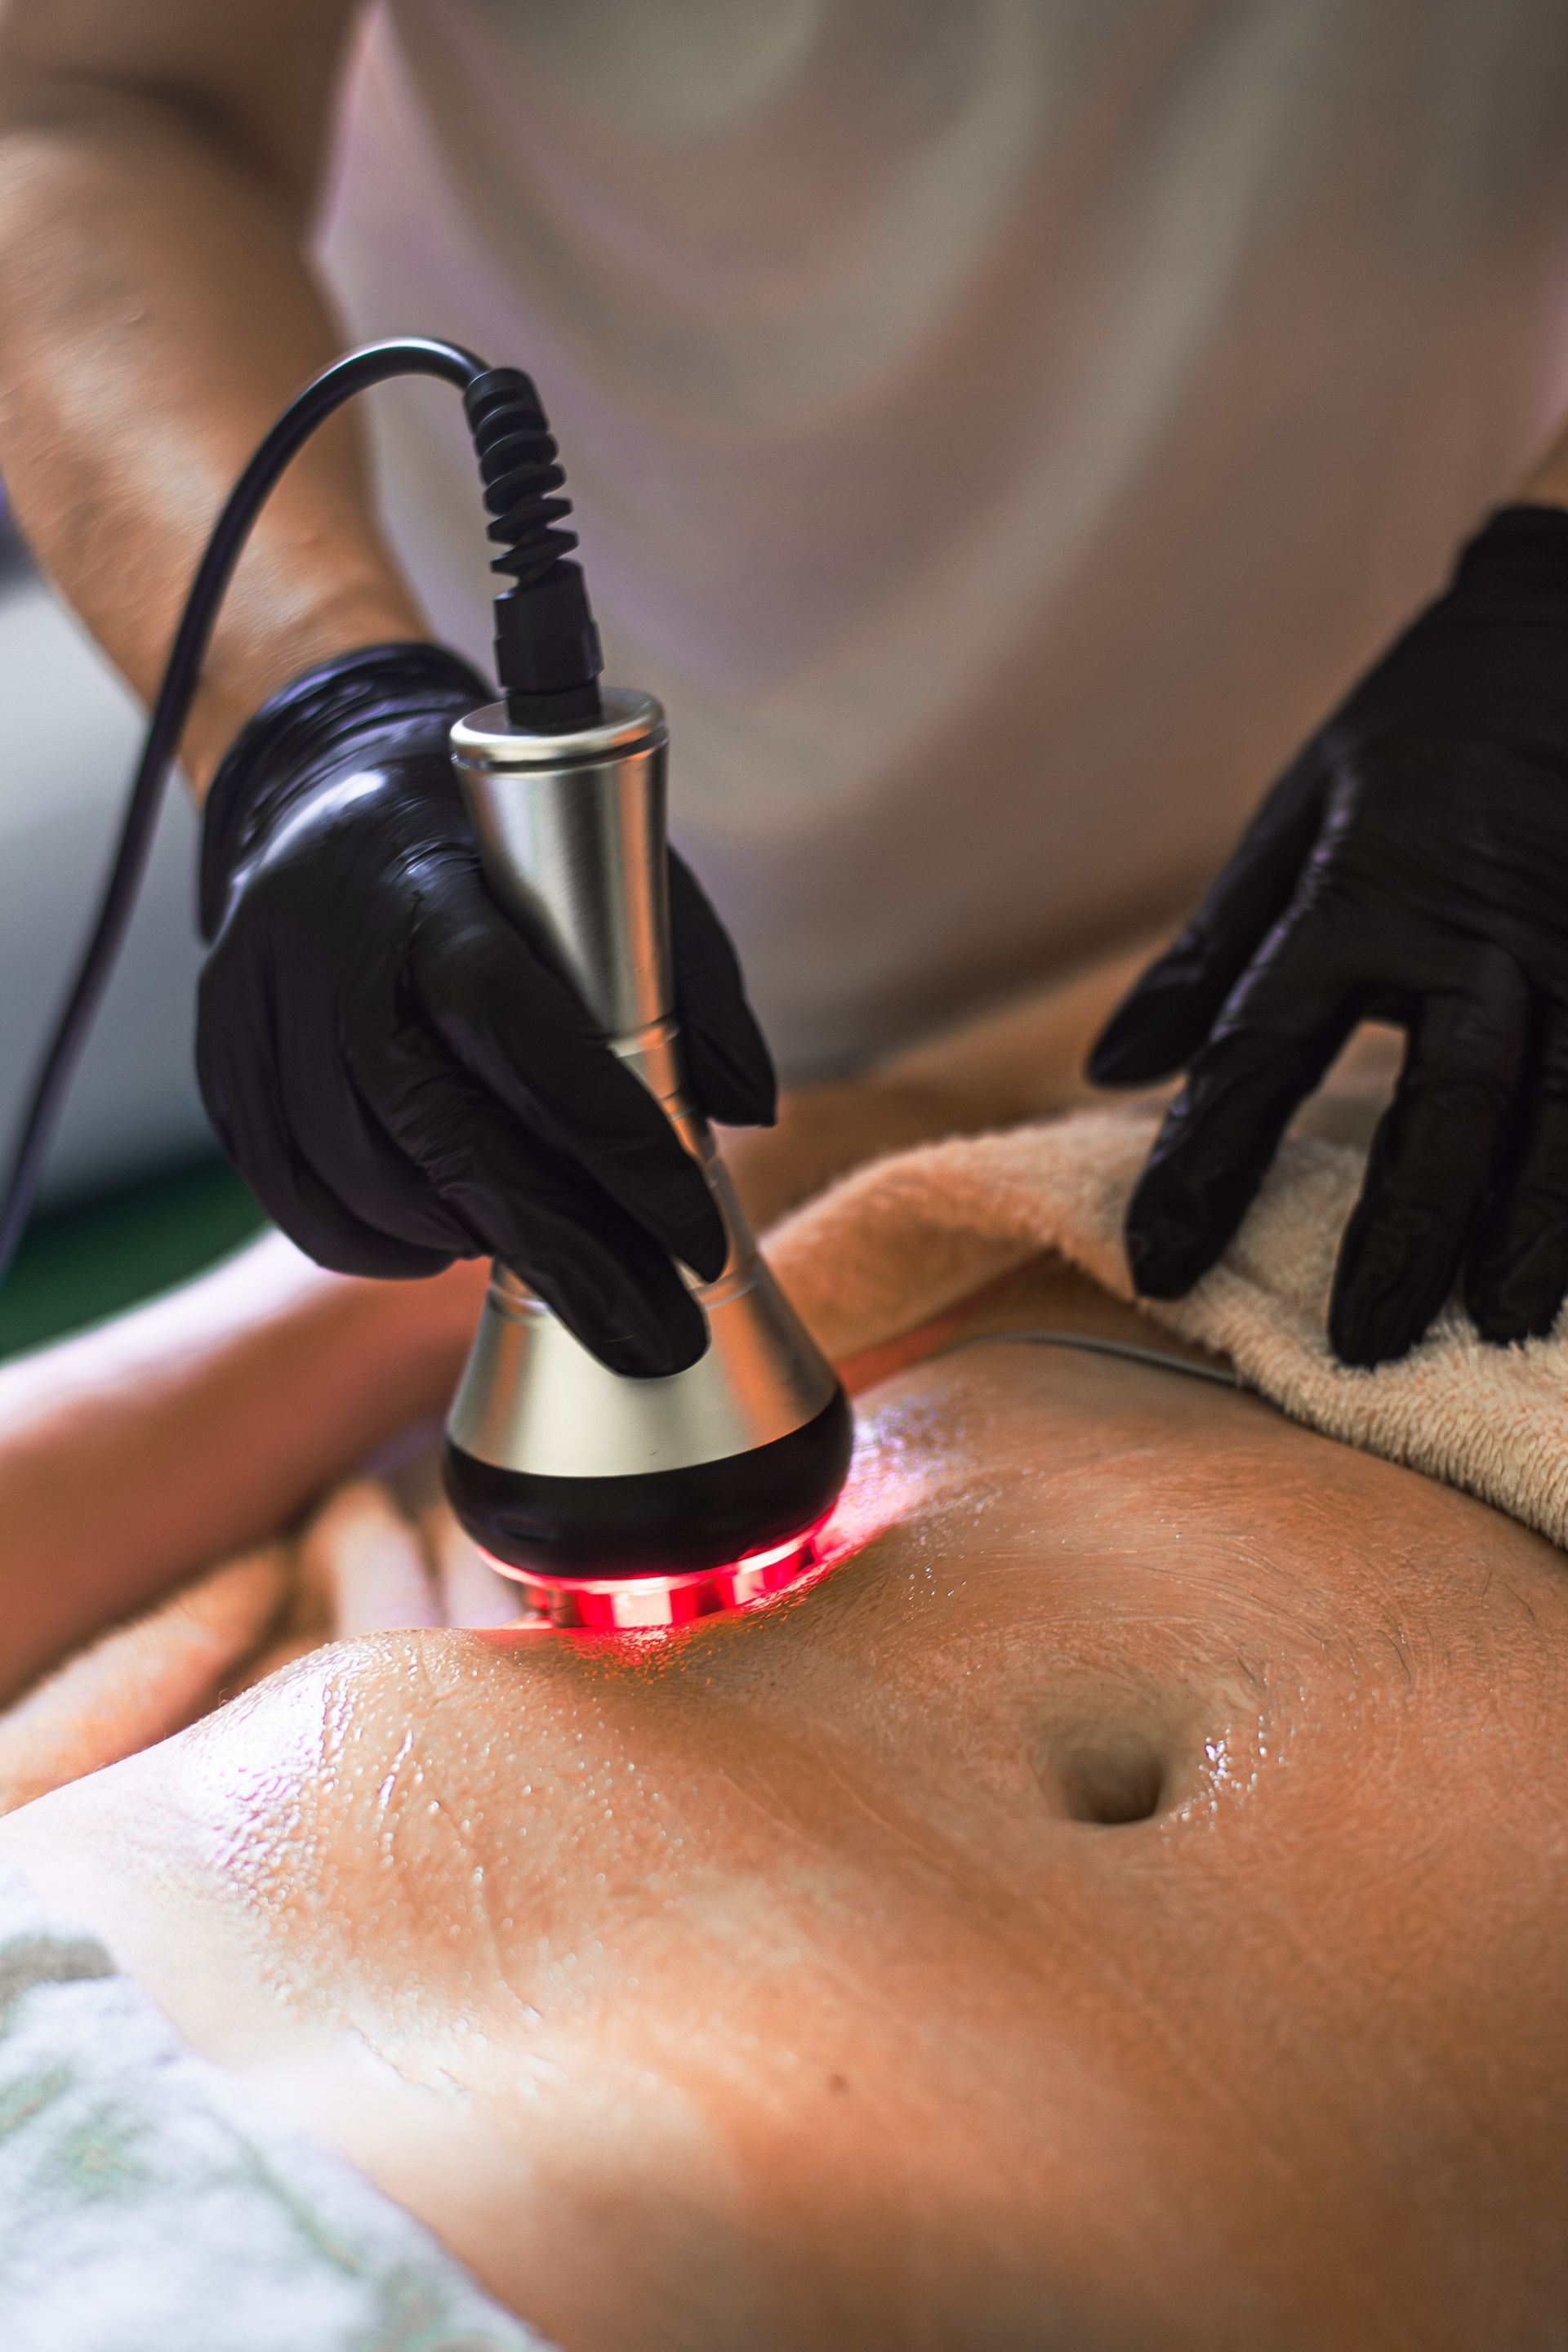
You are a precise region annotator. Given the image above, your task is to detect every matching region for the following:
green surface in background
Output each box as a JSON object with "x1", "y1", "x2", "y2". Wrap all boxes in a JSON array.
[{"x1": 0, "y1": 1155, "x2": 266, "y2": 1361}]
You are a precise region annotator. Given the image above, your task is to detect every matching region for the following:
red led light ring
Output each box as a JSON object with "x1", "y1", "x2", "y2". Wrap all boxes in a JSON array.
[{"x1": 483, "y1": 1524, "x2": 828, "y2": 1630}]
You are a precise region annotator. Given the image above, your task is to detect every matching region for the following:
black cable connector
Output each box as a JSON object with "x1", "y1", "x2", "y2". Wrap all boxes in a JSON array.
[
  {"x1": 0, "y1": 333, "x2": 608, "y2": 1290},
  {"x1": 463, "y1": 367, "x2": 603, "y2": 729}
]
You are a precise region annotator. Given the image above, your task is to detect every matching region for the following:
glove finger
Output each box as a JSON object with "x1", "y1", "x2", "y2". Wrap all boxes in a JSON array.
[
  {"x1": 1464, "y1": 995, "x2": 1568, "y2": 1344},
  {"x1": 1088, "y1": 747, "x2": 1328, "y2": 1086},
  {"x1": 1330, "y1": 949, "x2": 1530, "y2": 1368},
  {"x1": 195, "y1": 953, "x2": 463, "y2": 1281},
  {"x1": 1123, "y1": 911, "x2": 1361, "y2": 1298},
  {"x1": 410, "y1": 889, "x2": 728, "y2": 1282},
  {"x1": 369, "y1": 1027, "x2": 709, "y2": 1376},
  {"x1": 266, "y1": 960, "x2": 490, "y2": 1261},
  {"x1": 667, "y1": 851, "x2": 777, "y2": 1127}
]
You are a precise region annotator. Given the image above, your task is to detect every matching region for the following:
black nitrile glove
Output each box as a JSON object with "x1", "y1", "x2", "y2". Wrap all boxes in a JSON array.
[
  {"x1": 1089, "y1": 505, "x2": 1568, "y2": 1367},
  {"x1": 197, "y1": 644, "x2": 776, "y2": 1377}
]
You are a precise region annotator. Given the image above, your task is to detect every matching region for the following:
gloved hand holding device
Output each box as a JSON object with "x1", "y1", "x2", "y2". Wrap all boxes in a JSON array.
[
  {"x1": 197, "y1": 639, "x2": 777, "y2": 1380},
  {"x1": 1089, "y1": 504, "x2": 1568, "y2": 1366}
]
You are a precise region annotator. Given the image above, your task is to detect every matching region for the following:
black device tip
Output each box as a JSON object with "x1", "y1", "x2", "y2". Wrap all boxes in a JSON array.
[{"x1": 443, "y1": 1388, "x2": 853, "y2": 1583}]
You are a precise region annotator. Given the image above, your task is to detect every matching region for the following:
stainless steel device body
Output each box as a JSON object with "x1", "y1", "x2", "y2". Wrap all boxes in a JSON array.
[{"x1": 446, "y1": 692, "x2": 840, "y2": 1486}]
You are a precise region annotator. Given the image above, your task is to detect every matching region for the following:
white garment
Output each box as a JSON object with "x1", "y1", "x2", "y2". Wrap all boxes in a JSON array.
[{"x1": 319, "y1": 0, "x2": 1568, "y2": 1076}]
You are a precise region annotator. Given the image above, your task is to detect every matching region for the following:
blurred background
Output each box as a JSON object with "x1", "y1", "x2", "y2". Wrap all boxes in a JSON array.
[{"x1": 0, "y1": 490, "x2": 261, "y2": 1356}]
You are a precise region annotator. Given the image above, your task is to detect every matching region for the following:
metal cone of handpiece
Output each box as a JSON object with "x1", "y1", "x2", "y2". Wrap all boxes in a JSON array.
[{"x1": 441, "y1": 690, "x2": 853, "y2": 1600}]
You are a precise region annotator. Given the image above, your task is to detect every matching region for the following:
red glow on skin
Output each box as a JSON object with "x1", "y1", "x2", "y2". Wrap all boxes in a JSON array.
[{"x1": 482, "y1": 1520, "x2": 832, "y2": 1633}]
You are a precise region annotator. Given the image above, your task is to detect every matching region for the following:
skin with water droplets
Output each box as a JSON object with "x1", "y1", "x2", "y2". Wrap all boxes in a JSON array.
[{"x1": 2, "y1": 1263, "x2": 1567, "y2": 2350}]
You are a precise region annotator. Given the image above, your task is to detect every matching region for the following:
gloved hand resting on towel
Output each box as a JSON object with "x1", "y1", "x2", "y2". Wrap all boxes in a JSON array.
[{"x1": 1092, "y1": 506, "x2": 1568, "y2": 1368}]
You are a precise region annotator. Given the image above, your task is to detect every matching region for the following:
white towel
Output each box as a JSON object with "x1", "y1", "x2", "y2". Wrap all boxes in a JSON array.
[{"x1": 0, "y1": 1864, "x2": 552, "y2": 2352}]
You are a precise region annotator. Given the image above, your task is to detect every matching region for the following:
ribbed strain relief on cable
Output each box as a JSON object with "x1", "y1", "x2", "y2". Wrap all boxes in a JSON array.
[{"x1": 463, "y1": 367, "x2": 603, "y2": 725}]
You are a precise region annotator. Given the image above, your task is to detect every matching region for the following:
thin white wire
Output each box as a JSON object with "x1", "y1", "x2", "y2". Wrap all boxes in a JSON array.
[{"x1": 935, "y1": 1327, "x2": 1239, "y2": 1388}]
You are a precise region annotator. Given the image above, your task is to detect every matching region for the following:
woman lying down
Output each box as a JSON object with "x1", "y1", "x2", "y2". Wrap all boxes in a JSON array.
[{"x1": 0, "y1": 949, "x2": 1564, "y2": 2352}]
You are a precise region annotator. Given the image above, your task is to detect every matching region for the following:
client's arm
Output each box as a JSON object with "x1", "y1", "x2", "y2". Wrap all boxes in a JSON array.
[
  {"x1": 0, "y1": 1236, "x2": 484, "y2": 1701},
  {"x1": 0, "y1": 1466, "x2": 520, "y2": 1814}
]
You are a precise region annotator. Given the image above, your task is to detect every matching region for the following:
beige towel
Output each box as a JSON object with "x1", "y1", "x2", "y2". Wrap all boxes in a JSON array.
[
  {"x1": 0, "y1": 1548, "x2": 287, "y2": 1816},
  {"x1": 766, "y1": 1106, "x2": 1568, "y2": 1555}
]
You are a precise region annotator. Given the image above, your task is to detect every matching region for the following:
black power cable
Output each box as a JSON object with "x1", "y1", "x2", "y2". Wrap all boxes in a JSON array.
[{"x1": 0, "y1": 334, "x2": 604, "y2": 1289}]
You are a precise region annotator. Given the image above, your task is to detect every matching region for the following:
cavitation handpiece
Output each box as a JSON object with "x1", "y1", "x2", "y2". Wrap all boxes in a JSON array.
[
  {"x1": 0, "y1": 334, "x2": 849, "y2": 1618},
  {"x1": 442, "y1": 693, "x2": 852, "y2": 1627}
]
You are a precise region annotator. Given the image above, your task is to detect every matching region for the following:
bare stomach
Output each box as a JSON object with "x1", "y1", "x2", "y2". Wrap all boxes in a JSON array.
[{"x1": 3, "y1": 1246, "x2": 1564, "y2": 2352}]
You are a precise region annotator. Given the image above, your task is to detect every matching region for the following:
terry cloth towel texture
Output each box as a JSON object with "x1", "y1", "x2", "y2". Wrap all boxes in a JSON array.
[
  {"x1": 766, "y1": 1105, "x2": 1568, "y2": 1555},
  {"x1": 0, "y1": 1864, "x2": 553, "y2": 2352}
]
